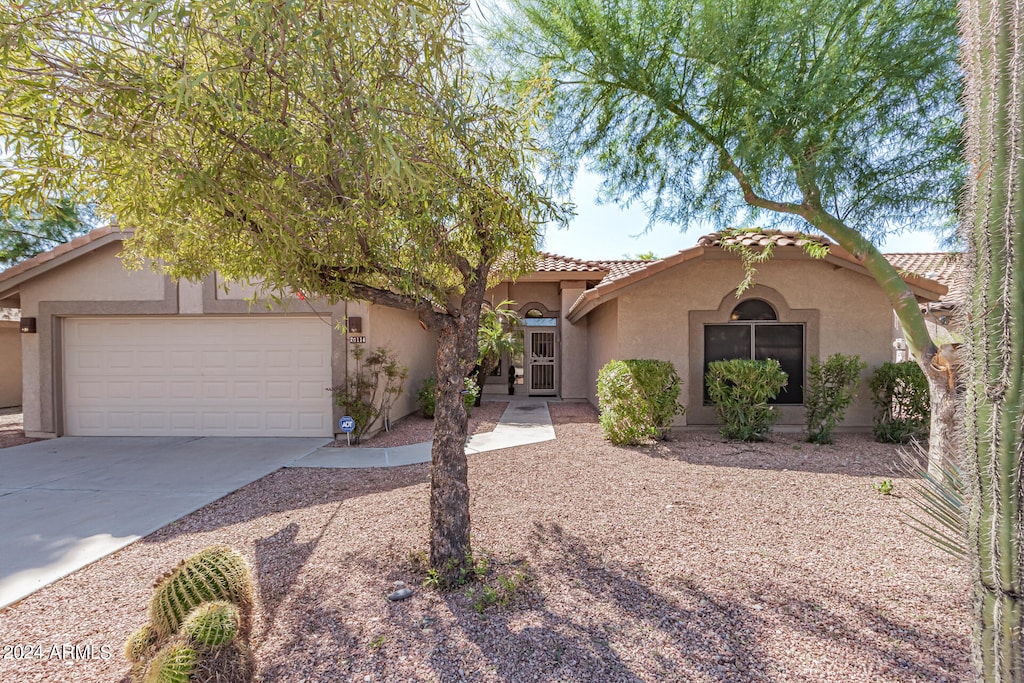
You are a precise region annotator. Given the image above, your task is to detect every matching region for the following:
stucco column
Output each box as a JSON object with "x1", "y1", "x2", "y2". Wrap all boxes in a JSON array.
[{"x1": 560, "y1": 283, "x2": 588, "y2": 399}]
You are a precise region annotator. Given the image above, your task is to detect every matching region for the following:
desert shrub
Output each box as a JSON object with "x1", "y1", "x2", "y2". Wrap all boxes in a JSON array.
[
  {"x1": 869, "y1": 361, "x2": 930, "y2": 443},
  {"x1": 417, "y1": 376, "x2": 479, "y2": 419},
  {"x1": 804, "y1": 353, "x2": 867, "y2": 444},
  {"x1": 328, "y1": 346, "x2": 408, "y2": 443},
  {"x1": 596, "y1": 359, "x2": 684, "y2": 445},
  {"x1": 705, "y1": 358, "x2": 788, "y2": 441}
]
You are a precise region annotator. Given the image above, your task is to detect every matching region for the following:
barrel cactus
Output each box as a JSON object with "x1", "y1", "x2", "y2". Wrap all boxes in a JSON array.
[
  {"x1": 126, "y1": 546, "x2": 256, "y2": 683},
  {"x1": 149, "y1": 545, "x2": 254, "y2": 640}
]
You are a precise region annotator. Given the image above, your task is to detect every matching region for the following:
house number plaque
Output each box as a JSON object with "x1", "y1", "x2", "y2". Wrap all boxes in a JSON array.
[{"x1": 348, "y1": 335, "x2": 366, "y2": 344}]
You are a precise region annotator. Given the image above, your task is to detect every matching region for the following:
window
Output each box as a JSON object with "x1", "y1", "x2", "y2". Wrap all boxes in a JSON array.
[{"x1": 704, "y1": 299, "x2": 804, "y2": 404}]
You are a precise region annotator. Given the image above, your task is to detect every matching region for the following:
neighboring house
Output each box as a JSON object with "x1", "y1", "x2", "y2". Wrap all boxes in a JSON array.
[
  {"x1": 0, "y1": 307, "x2": 21, "y2": 408},
  {"x1": 0, "y1": 226, "x2": 951, "y2": 438},
  {"x1": 0, "y1": 227, "x2": 437, "y2": 438},
  {"x1": 886, "y1": 252, "x2": 965, "y2": 350}
]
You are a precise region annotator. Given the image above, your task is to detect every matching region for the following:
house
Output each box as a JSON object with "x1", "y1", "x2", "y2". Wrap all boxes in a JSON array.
[
  {"x1": 0, "y1": 226, "x2": 437, "y2": 438},
  {"x1": 0, "y1": 226, "x2": 953, "y2": 438},
  {"x1": 485, "y1": 231, "x2": 950, "y2": 428}
]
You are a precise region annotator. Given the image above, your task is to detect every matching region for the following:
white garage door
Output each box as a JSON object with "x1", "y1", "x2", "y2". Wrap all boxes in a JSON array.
[{"x1": 64, "y1": 317, "x2": 333, "y2": 437}]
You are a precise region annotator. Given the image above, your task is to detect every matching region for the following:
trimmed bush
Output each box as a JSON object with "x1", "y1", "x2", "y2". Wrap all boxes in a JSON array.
[
  {"x1": 705, "y1": 358, "x2": 788, "y2": 441},
  {"x1": 597, "y1": 359, "x2": 684, "y2": 445},
  {"x1": 417, "y1": 376, "x2": 479, "y2": 418},
  {"x1": 805, "y1": 353, "x2": 867, "y2": 444},
  {"x1": 869, "y1": 361, "x2": 930, "y2": 443},
  {"x1": 328, "y1": 346, "x2": 408, "y2": 443}
]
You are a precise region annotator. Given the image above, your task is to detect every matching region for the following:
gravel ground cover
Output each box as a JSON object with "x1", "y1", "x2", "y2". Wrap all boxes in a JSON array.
[
  {"x1": 0, "y1": 407, "x2": 39, "y2": 449},
  {"x1": 0, "y1": 402, "x2": 969, "y2": 682}
]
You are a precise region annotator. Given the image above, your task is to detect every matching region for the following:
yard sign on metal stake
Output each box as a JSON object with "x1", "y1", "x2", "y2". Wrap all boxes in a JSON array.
[{"x1": 339, "y1": 416, "x2": 356, "y2": 446}]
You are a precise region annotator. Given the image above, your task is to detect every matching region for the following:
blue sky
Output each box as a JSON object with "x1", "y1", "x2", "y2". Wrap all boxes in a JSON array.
[{"x1": 542, "y1": 170, "x2": 944, "y2": 261}]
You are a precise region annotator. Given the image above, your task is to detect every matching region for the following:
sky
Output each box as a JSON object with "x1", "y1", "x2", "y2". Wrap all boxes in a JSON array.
[{"x1": 541, "y1": 170, "x2": 945, "y2": 261}]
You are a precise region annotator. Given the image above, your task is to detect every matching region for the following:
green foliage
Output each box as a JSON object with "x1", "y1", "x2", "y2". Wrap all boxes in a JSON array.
[
  {"x1": 705, "y1": 359, "x2": 788, "y2": 441},
  {"x1": 489, "y1": 0, "x2": 961, "y2": 241},
  {"x1": 180, "y1": 602, "x2": 240, "y2": 649},
  {"x1": 476, "y1": 301, "x2": 523, "y2": 395},
  {"x1": 596, "y1": 359, "x2": 684, "y2": 445},
  {"x1": 868, "y1": 362, "x2": 930, "y2": 443},
  {"x1": 804, "y1": 353, "x2": 866, "y2": 444},
  {"x1": 874, "y1": 479, "x2": 894, "y2": 496},
  {"x1": 0, "y1": 200, "x2": 93, "y2": 267},
  {"x1": 329, "y1": 346, "x2": 408, "y2": 443},
  {"x1": 417, "y1": 376, "x2": 478, "y2": 419}
]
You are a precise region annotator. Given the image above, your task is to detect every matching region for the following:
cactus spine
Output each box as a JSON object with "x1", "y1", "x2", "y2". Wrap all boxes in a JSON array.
[{"x1": 960, "y1": 0, "x2": 1024, "y2": 678}]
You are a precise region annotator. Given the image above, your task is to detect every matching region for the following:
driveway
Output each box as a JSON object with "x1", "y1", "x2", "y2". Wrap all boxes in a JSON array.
[{"x1": 0, "y1": 436, "x2": 328, "y2": 609}]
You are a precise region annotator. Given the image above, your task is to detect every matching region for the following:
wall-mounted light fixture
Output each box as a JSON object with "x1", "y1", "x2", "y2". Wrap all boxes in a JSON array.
[
  {"x1": 347, "y1": 316, "x2": 362, "y2": 334},
  {"x1": 19, "y1": 317, "x2": 36, "y2": 334}
]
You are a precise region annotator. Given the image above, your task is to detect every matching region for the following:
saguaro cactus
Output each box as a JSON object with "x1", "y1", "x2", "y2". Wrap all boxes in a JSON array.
[{"x1": 959, "y1": 0, "x2": 1024, "y2": 678}]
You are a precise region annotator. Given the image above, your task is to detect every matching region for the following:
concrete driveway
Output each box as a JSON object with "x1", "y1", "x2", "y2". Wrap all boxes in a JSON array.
[{"x1": 0, "y1": 436, "x2": 328, "y2": 609}]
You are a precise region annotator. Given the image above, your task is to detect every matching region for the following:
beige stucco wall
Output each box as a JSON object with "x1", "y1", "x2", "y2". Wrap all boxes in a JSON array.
[
  {"x1": 507, "y1": 282, "x2": 561, "y2": 314},
  {"x1": 560, "y1": 285, "x2": 589, "y2": 399},
  {"x1": 360, "y1": 302, "x2": 439, "y2": 426},
  {"x1": 604, "y1": 251, "x2": 893, "y2": 427},
  {"x1": 0, "y1": 322, "x2": 22, "y2": 408},
  {"x1": 17, "y1": 244, "x2": 167, "y2": 317},
  {"x1": 585, "y1": 299, "x2": 619, "y2": 405}
]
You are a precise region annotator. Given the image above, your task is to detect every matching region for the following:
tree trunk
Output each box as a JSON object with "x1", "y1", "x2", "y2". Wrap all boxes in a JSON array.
[
  {"x1": 959, "y1": 0, "x2": 1024, "y2": 677},
  {"x1": 429, "y1": 319, "x2": 473, "y2": 585},
  {"x1": 428, "y1": 273, "x2": 488, "y2": 586},
  {"x1": 921, "y1": 355, "x2": 958, "y2": 478},
  {"x1": 809, "y1": 211, "x2": 955, "y2": 475}
]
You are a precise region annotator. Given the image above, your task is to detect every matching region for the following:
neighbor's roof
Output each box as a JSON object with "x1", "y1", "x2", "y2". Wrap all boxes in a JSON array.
[
  {"x1": 885, "y1": 252, "x2": 964, "y2": 308},
  {"x1": 565, "y1": 230, "x2": 950, "y2": 322}
]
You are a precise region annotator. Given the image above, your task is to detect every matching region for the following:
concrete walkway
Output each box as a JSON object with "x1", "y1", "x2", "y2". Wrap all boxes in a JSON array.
[{"x1": 289, "y1": 400, "x2": 555, "y2": 469}]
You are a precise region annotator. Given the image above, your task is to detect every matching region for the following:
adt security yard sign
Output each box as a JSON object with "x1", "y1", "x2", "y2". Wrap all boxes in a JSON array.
[{"x1": 339, "y1": 416, "x2": 356, "y2": 445}]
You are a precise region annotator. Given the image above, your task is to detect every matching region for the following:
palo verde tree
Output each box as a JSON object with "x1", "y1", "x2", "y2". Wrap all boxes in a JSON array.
[
  {"x1": 488, "y1": 0, "x2": 963, "y2": 471},
  {"x1": 1, "y1": 0, "x2": 558, "y2": 584},
  {"x1": 959, "y1": 0, "x2": 1024, "y2": 676}
]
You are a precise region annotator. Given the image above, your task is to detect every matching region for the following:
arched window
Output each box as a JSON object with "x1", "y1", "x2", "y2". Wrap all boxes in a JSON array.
[
  {"x1": 704, "y1": 298, "x2": 804, "y2": 404},
  {"x1": 730, "y1": 299, "x2": 777, "y2": 321}
]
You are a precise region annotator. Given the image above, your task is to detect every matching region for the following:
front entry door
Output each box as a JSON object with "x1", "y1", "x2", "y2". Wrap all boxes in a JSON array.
[{"x1": 526, "y1": 328, "x2": 558, "y2": 396}]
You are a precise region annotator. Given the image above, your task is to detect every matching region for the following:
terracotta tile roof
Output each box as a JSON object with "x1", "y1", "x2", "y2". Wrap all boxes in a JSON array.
[
  {"x1": 884, "y1": 252, "x2": 964, "y2": 307},
  {"x1": 590, "y1": 259, "x2": 653, "y2": 282},
  {"x1": 534, "y1": 251, "x2": 607, "y2": 273},
  {"x1": 696, "y1": 230, "x2": 833, "y2": 249}
]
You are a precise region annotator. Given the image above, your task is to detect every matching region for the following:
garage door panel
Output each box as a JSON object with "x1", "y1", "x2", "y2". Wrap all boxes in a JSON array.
[{"x1": 64, "y1": 317, "x2": 333, "y2": 437}]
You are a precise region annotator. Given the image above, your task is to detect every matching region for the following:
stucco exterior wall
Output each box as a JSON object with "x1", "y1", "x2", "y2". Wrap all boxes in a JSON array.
[
  {"x1": 585, "y1": 299, "x2": 619, "y2": 405},
  {"x1": 560, "y1": 285, "x2": 589, "y2": 400},
  {"x1": 610, "y1": 251, "x2": 893, "y2": 427},
  {"x1": 363, "y1": 303, "x2": 438, "y2": 425},
  {"x1": 0, "y1": 322, "x2": 22, "y2": 408},
  {"x1": 17, "y1": 244, "x2": 167, "y2": 317},
  {"x1": 507, "y1": 282, "x2": 561, "y2": 314}
]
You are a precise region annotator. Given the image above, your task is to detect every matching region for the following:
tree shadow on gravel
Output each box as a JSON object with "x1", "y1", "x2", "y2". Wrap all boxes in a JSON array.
[
  {"x1": 637, "y1": 431, "x2": 907, "y2": 478},
  {"x1": 140, "y1": 465, "x2": 429, "y2": 542},
  {"x1": 430, "y1": 521, "x2": 772, "y2": 682}
]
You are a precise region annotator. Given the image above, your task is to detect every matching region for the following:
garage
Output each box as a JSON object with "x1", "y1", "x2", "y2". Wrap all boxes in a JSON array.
[{"x1": 63, "y1": 316, "x2": 334, "y2": 437}]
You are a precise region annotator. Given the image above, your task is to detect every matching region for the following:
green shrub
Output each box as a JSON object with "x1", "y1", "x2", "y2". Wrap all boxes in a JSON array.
[
  {"x1": 596, "y1": 359, "x2": 684, "y2": 445},
  {"x1": 869, "y1": 361, "x2": 930, "y2": 443},
  {"x1": 705, "y1": 359, "x2": 788, "y2": 441},
  {"x1": 804, "y1": 353, "x2": 867, "y2": 444},
  {"x1": 328, "y1": 346, "x2": 408, "y2": 442},
  {"x1": 416, "y1": 375, "x2": 479, "y2": 419}
]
